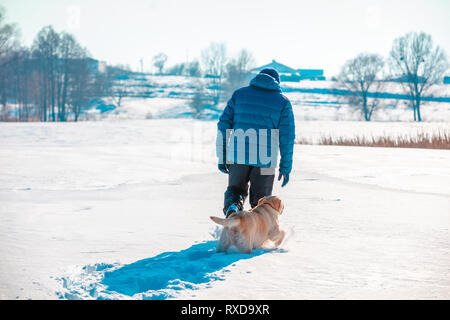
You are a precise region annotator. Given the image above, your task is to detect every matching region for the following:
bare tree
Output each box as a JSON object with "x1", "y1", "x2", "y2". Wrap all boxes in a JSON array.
[
  {"x1": 167, "y1": 62, "x2": 185, "y2": 75},
  {"x1": 201, "y1": 42, "x2": 227, "y2": 79},
  {"x1": 69, "y1": 57, "x2": 92, "y2": 121},
  {"x1": 112, "y1": 78, "x2": 129, "y2": 107},
  {"x1": 56, "y1": 32, "x2": 85, "y2": 121},
  {"x1": 189, "y1": 85, "x2": 211, "y2": 118},
  {"x1": 0, "y1": 6, "x2": 20, "y2": 118},
  {"x1": 90, "y1": 63, "x2": 117, "y2": 102},
  {"x1": 335, "y1": 53, "x2": 385, "y2": 121},
  {"x1": 153, "y1": 52, "x2": 168, "y2": 74},
  {"x1": 185, "y1": 59, "x2": 201, "y2": 77},
  {"x1": 95, "y1": 64, "x2": 132, "y2": 108},
  {"x1": 390, "y1": 32, "x2": 449, "y2": 121},
  {"x1": 32, "y1": 25, "x2": 61, "y2": 121},
  {"x1": 224, "y1": 49, "x2": 255, "y2": 94},
  {"x1": 201, "y1": 42, "x2": 227, "y2": 103},
  {"x1": 0, "y1": 8, "x2": 113, "y2": 123},
  {"x1": 0, "y1": 6, "x2": 19, "y2": 61},
  {"x1": 233, "y1": 49, "x2": 255, "y2": 77},
  {"x1": 7, "y1": 48, "x2": 36, "y2": 121}
]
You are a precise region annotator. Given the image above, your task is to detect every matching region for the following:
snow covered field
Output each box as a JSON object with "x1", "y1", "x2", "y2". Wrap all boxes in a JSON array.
[
  {"x1": 75, "y1": 75, "x2": 450, "y2": 122},
  {"x1": 0, "y1": 119, "x2": 449, "y2": 299},
  {"x1": 4, "y1": 74, "x2": 450, "y2": 122}
]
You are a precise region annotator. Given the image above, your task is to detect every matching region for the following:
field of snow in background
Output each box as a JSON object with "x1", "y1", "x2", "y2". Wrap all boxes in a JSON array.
[
  {"x1": 4, "y1": 75, "x2": 450, "y2": 122},
  {"x1": 0, "y1": 119, "x2": 449, "y2": 300},
  {"x1": 81, "y1": 75, "x2": 450, "y2": 122}
]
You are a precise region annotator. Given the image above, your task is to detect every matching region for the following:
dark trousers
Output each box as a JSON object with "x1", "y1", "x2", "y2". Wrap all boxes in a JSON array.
[{"x1": 224, "y1": 164, "x2": 275, "y2": 214}]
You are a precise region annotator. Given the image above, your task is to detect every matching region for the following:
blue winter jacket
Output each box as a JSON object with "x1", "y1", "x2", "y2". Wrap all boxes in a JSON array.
[{"x1": 216, "y1": 73, "x2": 295, "y2": 175}]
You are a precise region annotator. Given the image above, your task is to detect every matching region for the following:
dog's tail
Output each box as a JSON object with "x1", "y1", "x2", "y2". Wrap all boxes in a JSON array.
[{"x1": 210, "y1": 216, "x2": 240, "y2": 227}]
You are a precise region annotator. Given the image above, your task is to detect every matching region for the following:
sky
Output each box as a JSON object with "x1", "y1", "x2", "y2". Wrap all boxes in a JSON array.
[{"x1": 2, "y1": 0, "x2": 450, "y2": 77}]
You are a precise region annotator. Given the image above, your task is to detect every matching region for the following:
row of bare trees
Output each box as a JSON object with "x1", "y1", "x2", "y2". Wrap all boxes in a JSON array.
[
  {"x1": 1, "y1": 0, "x2": 254, "y2": 122},
  {"x1": 336, "y1": 31, "x2": 449, "y2": 122},
  {"x1": 156, "y1": 42, "x2": 255, "y2": 99},
  {"x1": 188, "y1": 43, "x2": 256, "y2": 117},
  {"x1": 0, "y1": 7, "x2": 114, "y2": 122},
  {"x1": 201, "y1": 43, "x2": 255, "y2": 104},
  {"x1": 30, "y1": 26, "x2": 96, "y2": 121},
  {"x1": 152, "y1": 52, "x2": 202, "y2": 78}
]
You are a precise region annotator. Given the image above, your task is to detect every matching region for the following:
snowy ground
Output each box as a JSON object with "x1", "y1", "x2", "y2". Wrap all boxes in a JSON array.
[
  {"x1": 0, "y1": 119, "x2": 449, "y2": 299},
  {"x1": 4, "y1": 75, "x2": 450, "y2": 122},
  {"x1": 70, "y1": 75, "x2": 450, "y2": 122}
]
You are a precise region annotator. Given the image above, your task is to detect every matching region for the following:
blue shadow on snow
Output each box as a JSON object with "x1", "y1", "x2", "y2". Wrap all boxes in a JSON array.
[{"x1": 101, "y1": 241, "x2": 268, "y2": 298}]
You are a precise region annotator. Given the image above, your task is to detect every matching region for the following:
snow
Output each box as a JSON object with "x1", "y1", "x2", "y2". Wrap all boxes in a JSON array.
[
  {"x1": 0, "y1": 119, "x2": 449, "y2": 300},
  {"x1": 4, "y1": 74, "x2": 450, "y2": 121}
]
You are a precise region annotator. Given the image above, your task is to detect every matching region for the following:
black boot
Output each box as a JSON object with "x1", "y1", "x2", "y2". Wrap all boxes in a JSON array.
[
  {"x1": 224, "y1": 204, "x2": 239, "y2": 218},
  {"x1": 223, "y1": 187, "x2": 245, "y2": 217}
]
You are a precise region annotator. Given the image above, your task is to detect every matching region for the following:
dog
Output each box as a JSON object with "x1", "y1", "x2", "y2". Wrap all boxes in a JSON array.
[{"x1": 210, "y1": 196, "x2": 285, "y2": 254}]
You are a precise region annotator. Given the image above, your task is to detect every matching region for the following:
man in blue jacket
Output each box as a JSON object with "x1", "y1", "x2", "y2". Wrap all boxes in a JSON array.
[{"x1": 216, "y1": 68, "x2": 295, "y2": 217}]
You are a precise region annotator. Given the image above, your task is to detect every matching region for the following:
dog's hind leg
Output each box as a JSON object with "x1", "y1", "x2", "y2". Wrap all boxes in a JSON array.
[
  {"x1": 235, "y1": 235, "x2": 252, "y2": 254},
  {"x1": 270, "y1": 230, "x2": 285, "y2": 247}
]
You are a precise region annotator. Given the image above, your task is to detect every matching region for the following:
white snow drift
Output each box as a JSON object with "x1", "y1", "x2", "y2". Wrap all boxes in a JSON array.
[{"x1": 0, "y1": 119, "x2": 449, "y2": 299}]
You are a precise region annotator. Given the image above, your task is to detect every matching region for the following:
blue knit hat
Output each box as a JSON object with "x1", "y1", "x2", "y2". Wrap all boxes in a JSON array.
[{"x1": 260, "y1": 67, "x2": 280, "y2": 83}]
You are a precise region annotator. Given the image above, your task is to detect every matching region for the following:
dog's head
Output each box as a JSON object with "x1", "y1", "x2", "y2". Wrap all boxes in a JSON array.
[{"x1": 257, "y1": 196, "x2": 284, "y2": 214}]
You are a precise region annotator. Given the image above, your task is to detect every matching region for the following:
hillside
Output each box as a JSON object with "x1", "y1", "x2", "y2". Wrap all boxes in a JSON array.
[{"x1": 88, "y1": 75, "x2": 450, "y2": 122}]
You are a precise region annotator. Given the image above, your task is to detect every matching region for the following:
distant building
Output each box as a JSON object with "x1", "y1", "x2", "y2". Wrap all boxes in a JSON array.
[
  {"x1": 252, "y1": 60, "x2": 325, "y2": 82},
  {"x1": 389, "y1": 75, "x2": 450, "y2": 84},
  {"x1": 390, "y1": 75, "x2": 426, "y2": 83},
  {"x1": 297, "y1": 69, "x2": 325, "y2": 81},
  {"x1": 52, "y1": 57, "x2": 106, "y2": 75},
  {"x1": 252, "y1": 60, "x2": 300, "y2": 82}
]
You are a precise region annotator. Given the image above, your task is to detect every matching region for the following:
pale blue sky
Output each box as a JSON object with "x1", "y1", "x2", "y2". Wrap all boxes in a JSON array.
[{"x1": 2, "y1": 0, "x2": 450, "y2": 76}]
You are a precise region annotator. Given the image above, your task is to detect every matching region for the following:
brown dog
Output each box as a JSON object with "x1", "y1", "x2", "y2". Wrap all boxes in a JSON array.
[{"x1": 210, "y1": 196, "x2": 285, "y2": 254}]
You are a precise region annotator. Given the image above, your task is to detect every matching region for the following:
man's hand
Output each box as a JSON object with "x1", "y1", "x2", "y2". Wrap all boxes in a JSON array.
[
  {"x1": 218, "y1": 163, "x2": 230, "y2": 174},
  {"x1": 278, "y1": 171, "x2": 289, "y2": 187}
]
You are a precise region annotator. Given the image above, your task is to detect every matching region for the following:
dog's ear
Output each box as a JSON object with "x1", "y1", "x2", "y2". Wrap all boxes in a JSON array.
[
  {"x1": 276, "y1": 197, "x2": 284, "y2": 214},
  {"x1": 257, "y1": 197, "x2": 267, "y2": 206},
  {"x1": 267, "y1": 196, "x2": 283, "y2": 214}
]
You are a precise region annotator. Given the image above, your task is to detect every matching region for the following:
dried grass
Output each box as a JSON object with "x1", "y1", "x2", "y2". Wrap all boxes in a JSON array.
[{"x1": 296, "y1": 131, "x2": 450, "y2": 150}]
